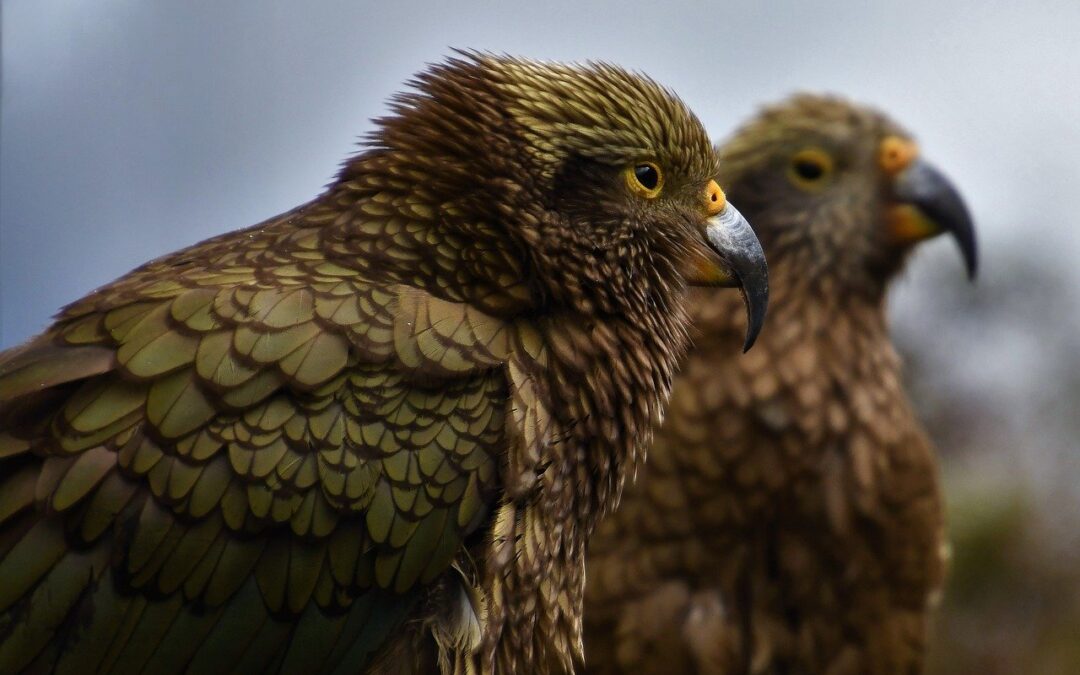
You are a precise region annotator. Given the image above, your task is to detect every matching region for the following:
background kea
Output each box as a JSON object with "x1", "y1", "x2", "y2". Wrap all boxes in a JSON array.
[
  {"x1": 584, "y1": 95, "x2": 976, "y2": 674},
  {"x1": 0, "y1": 54, "x2": 768, "y2": 674}
]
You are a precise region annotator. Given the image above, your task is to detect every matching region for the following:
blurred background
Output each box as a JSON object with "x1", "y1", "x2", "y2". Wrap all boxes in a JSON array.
[{"x1": 2, "y1": 1, "x2": 1078, "y2": 671}]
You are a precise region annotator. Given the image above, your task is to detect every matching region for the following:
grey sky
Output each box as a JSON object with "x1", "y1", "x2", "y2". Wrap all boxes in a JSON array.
[{"x1": 2, "y1": 0, "x2": 1079, "y2": 347}]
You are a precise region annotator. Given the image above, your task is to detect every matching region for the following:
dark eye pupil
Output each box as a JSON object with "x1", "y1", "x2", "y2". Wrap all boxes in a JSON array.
[
  {"x1": 794, "y1": 159, "x2": 825, "y2": 181},
  {"x1": 634, "y1": 164, "x2": 659, "y2": 190}
]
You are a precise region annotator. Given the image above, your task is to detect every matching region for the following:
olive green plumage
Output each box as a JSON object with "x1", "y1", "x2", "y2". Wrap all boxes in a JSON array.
[
  {"x1": 584, "y1": 95, "x2": 976, "y2": 674},
  {"x1": 0, "y1": 53, "x2": 766, "y2": 674}
]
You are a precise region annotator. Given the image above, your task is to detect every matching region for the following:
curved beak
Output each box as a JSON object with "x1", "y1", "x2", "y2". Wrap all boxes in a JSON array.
[
  {"x1": 891, "y1": 159, "x2": 979, "y2": 280},
  {"x1": 699, "y1": 204, "x2": 769, "y2": 351}
]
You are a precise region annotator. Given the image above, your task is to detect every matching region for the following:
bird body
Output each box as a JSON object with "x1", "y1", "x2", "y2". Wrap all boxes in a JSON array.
[
  {"x1": 0, "y1": 54, "x2": 767, "y2": 674},
  {"x1": 584, "y1": 95, "x2": 976, "y2": 674}
]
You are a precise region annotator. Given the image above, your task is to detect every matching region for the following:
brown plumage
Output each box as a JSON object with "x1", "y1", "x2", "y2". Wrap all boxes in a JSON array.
[
  {"x1": 584, "y1": 95, "x2": 977, "y2": 674},
  {"x1": 0, "y1": 54, "x2": 768, "y2": 674}
]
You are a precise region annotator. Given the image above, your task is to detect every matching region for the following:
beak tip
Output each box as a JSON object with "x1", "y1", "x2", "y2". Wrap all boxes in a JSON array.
[
  {"x1": 954, "y1": 226, "x2": 979, "y2": 282},
  {"x1": 738, "y1": 280, "x2": 769, "y2": 353},
  {"x1": 954, "y1": 214, "x2": 979, "y2": 282},
  {"x1": 965, "y1": 248, "x2": 979, "y2": 281}
]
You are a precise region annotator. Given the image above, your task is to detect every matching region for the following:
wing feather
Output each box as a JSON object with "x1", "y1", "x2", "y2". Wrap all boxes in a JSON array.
[{"x1": 0, "y1": 243, "x2": 553, "y2": 672}]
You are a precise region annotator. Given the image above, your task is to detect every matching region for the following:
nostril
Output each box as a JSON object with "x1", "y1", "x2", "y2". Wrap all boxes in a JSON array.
[{"x1": 880, "y1": 136, "x2": 918, "y2": 174}]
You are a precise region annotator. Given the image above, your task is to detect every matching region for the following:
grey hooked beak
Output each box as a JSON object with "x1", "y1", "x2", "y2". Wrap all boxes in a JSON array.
[
  {"x1": 704, "y1": 204, "x2": 769, "y2": 351},
  {"x1": 892, "y1": 159, "x2": 979, "y2": 280}
]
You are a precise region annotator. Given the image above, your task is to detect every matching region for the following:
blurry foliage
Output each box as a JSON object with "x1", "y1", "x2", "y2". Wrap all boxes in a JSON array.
[
  {"x1": 891, "y1": 241, "x2": 1080, "y2": 673},
  {"x1": 927, "y1": 476, "x2": 1080, "y2": 674}
]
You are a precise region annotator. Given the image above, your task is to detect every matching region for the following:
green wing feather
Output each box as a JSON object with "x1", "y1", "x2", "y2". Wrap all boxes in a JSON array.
[{"x1": 0, "y1": 213, "x2": 546, "y2": 673}]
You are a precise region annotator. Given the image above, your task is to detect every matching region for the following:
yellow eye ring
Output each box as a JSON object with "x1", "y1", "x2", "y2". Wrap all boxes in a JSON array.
[
  {"x1": 626, "y1": 162, "x2": 664, "y2": 199},
  {"x1": 787, "y1": 148, "x2": 834, "y2": 191}
]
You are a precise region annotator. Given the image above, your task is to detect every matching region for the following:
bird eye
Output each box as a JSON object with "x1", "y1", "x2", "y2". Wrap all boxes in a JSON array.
[
  {"x1": 788, "y1": 148, "x2": 834, "y2": 190},
  {"x1": 626, "y1": 162, "x2": 664, "y2": 198}
]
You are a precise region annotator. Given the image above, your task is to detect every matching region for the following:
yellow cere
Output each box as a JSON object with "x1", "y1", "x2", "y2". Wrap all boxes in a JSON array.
[
  {"x1": 879, "y1": 136, "x2": 919, "y2": 176},
  {"x1": 705, "y1": 179, "x2": 727, "y2": 216}
]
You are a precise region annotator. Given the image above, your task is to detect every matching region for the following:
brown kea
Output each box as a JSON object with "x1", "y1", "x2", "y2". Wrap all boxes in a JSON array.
[
  {"x1": 584, "y1": 95, "x2": 977, "y2": 674},
  {"x1": 0, "y1": 54, "x2": 769, "y2": 674}
]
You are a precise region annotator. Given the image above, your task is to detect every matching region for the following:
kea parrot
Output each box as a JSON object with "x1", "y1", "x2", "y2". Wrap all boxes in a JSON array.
[
  {"x1": 583, "y1": 95, "x2": 977, "y2": 674},
  {"x1": 0, "y1": 54, "x2": 769, "y2": 674}
]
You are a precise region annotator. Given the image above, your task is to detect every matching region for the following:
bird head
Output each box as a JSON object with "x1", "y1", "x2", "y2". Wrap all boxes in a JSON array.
[
  {"x1": 345, "y1": 53, "x2": 768, "y2": 350},
  {"x1": 716, "y1": 95, "x2": 977, "y2": 298}
]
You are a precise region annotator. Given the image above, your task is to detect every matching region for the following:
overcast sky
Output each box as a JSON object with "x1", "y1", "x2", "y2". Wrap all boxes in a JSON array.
[{"x1": 2, "y1": 0, "x2": 1079, "y2": 347}]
